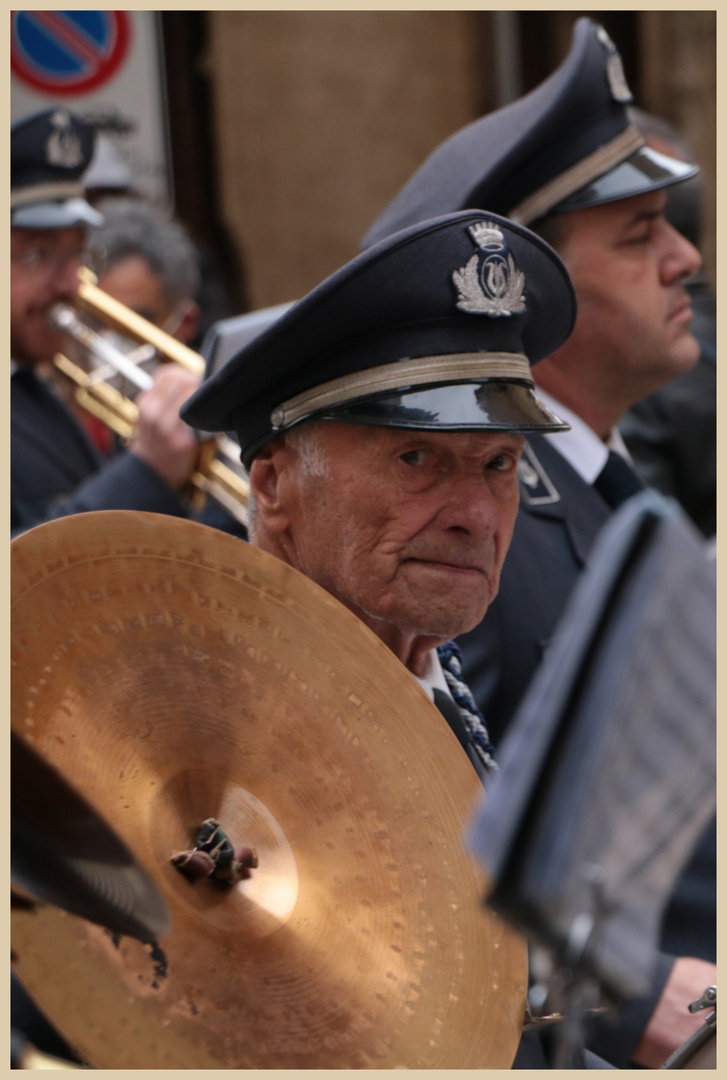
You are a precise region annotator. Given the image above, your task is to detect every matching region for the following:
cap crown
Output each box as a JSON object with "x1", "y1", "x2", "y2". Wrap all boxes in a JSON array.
[{"x1": 362, "y1": 19, "x2": 694, "y2": 248}]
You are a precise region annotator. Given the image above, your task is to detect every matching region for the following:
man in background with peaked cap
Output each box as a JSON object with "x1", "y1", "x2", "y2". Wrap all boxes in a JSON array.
[
  {"x1": 619, "y1": 108, "x2": 716, "y2": 540},
  {"x1": 182, "y1": 209, "x2": 610, "y2": 1066},
  {"x1": 11, "y1": 108, "x2": 201, "y2": 536},
  {"x1": 363, "y1": 17, "x2": 711, "y2": 1069}
]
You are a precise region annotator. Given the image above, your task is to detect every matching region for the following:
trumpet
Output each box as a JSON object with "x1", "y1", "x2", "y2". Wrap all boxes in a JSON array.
[{"x1": 51, "y1": 268, "x2": 249, "y2": 527}]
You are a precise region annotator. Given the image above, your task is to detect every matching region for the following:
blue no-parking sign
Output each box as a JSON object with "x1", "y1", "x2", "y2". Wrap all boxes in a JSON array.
[
  {"x1": 11, "y1": 11, "x2": 131, "y2": 97},
  {"x1": 11, "y1": 11, "x2": 171, "y2": 203}
]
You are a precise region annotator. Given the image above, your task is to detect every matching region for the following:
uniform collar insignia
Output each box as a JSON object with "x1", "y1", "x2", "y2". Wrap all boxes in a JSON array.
[
  {"x1": 518, "y1": 441, "x2": 561, "y2": 506},
  {"x1": 453, "y1": 221, "x2": 526, "y2": 317}
]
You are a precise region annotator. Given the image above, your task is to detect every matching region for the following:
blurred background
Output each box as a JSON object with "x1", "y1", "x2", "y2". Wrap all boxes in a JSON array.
[{"x1": 11, "y1": 10, "x2": 716, "y2": 325}]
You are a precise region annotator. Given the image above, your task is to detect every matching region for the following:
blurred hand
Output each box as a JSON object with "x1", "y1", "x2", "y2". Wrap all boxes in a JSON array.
[
  {"x1": 632, "y1": 956, "x2": 716, "y2": 1067},
  {"x1": 131, "y1": 364, "x2": 201, "y2": 490}
]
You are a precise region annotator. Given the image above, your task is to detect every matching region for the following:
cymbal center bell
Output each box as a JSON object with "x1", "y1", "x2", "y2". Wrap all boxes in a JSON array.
[
  {"x1": 152, "y1": 775, "x2": 299, "y2": 939},
  {"x1": 170, "y1": 817, "x2": 259, "y2": 885}
]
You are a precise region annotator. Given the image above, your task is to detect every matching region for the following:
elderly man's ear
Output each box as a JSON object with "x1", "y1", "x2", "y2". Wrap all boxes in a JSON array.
[{"x1": 248, "y1": 437, "x2": 292, "y2": 536}]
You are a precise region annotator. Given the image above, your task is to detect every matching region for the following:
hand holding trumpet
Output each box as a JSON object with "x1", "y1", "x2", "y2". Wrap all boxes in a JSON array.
[
  {"x1": 132, "y1": 364, "x2": 201, "y2": 491},
  {"x1": 51, "y1": 284, "x2": 250, "y2": 526}
]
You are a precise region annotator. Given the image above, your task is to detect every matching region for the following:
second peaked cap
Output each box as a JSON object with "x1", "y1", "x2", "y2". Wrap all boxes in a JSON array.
[
  {"x1": 362, "y1": 18, "x2": 697, "y2": 247},
  {"x1": 11, "y1": 108, "x2": 103, "y2": 229}
]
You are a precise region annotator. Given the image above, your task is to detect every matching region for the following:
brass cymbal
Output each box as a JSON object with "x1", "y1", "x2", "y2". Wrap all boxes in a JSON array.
[{"x1": 11, "y1": 511, "x2": 527, "y2": 1069}]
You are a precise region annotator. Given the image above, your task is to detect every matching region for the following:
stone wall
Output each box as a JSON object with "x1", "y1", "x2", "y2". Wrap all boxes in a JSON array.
[{"x1": 207, "y1": 11, "x2": 484, "y2": 307}]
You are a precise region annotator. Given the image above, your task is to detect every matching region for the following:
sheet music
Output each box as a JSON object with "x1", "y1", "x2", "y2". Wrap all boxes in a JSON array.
[{"x1": 468, "y1": 492, "x2": 715, "y2": 1000}]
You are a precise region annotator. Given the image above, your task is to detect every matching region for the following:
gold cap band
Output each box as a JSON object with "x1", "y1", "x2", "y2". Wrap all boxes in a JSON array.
[
  {"x1": 508, "y1": 124, "x2": 644, "y2": 225},
  {"x1": 271, "y1": 352, "x2": 533, "y2": 429},
  {"x1": 11, "y1": 181, "x2": 84, "y2": 211}
]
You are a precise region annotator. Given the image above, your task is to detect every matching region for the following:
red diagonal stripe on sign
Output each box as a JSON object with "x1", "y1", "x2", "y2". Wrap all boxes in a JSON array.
[{"x1": 31, "y1": 11, "x2": 112, "y2": 70}]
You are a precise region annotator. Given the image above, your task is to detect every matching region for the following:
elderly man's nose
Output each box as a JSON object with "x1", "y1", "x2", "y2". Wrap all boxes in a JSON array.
[{"x1": 440, "y1": 478, "x2": 503, "y2": 533}]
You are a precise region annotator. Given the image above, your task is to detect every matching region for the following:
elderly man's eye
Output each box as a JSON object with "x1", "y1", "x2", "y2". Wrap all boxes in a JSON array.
[
  {"x1": 400, "y1": 449, "x2": 429, "y2": 467},
  {"x1": 487, "y1": 452, "x2": 516, "y2": 472}
]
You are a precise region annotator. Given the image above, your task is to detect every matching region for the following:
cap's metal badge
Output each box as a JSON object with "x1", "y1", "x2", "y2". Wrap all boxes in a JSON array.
[
  {"x1": 46, "y1": 109, "x2": 83, "y2": 169},
  {"x1": 596, "y1": 26, "x2": 633, "y2": 104},
  {"x1": 453, "y1": 221, "x2": 526, "y2": 317}
]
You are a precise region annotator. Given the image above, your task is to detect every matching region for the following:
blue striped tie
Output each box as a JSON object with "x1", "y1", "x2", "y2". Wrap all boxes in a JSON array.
[{"x1": 437, "y1": 640, "x2": 497, "y2": 778}]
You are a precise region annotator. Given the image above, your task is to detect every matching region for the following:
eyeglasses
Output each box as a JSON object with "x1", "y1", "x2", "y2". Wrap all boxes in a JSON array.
[{"x1": 11, "y1": 242, "x2": 89, "y2": 279}]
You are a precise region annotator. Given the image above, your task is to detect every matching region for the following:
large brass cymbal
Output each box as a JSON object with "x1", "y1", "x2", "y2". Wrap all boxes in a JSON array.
[{"x1": 11, "y1": 511, "x2": 527, "y2": 1069}]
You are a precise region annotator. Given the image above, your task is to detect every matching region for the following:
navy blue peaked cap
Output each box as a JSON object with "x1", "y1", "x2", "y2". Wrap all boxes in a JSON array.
[
  {"x1": 362, "y1": 18, "x2": 697, "y2": 249},
  {"x1": 12, "y1": 108, "x2": 102, "y2": 229},
  {"x1": 182, "y1": 211, "x2": 576, "y2": 467}
]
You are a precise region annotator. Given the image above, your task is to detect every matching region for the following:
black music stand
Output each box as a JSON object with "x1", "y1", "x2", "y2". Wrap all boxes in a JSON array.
[{"x1": 467, "y1": 490, "x2": 716, "y2": 1064}]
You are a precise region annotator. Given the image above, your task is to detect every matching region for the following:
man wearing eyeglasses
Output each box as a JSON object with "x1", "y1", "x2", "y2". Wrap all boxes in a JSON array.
[{"x1": 11, "y1": 108, "x2": 201, "y2": 536}]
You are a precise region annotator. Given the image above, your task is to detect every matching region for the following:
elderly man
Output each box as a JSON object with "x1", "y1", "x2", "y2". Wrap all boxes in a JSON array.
[
  {"x1": 182, "y1": 209, "x2": 590, "y2": 1066},
  {"x1": 362, "y1": 18, "x2": 712, "y2": 1069},
  {"x1": 11, "y1": 108, "x2": 200, "y2": 536}
]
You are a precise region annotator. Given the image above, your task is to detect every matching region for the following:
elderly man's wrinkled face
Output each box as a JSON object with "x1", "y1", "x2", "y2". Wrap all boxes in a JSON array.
[{"x1": 256, "y1": 421, "x2": 523, "y2": 645}]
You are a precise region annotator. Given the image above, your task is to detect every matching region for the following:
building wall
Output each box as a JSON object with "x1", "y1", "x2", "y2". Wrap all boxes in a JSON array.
[
  {"x1": 204, "y1": 11, "x2": 715, "y2": 309},
  {"x1": 206, "y1": 11, "x2": 485, "y2": 307}
]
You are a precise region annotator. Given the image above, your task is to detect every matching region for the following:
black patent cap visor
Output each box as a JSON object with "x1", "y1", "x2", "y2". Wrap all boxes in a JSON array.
[
  {"x1": 298, "y1": 380, "x2": 569, "y2": 434},
  {"x1": 553, "y1": 146, "x2": 698, "y2": 214}
]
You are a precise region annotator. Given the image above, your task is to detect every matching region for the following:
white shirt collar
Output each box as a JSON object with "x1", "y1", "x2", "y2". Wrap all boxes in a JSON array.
[
  {"x1": 412, "y1": 648, "x2": 449, "y2": 701},
  {"x1": 536, "y1": 386, "x2": 632, "y2": 484}
]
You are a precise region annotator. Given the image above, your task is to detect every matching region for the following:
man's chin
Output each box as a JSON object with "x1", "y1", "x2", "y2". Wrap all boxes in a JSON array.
[
  {"x1": 392, "y1": 604, "x2": 491, "y2": 642},
  {"x1": 12, "y1": 333, "x2": 64, "y2": 367},
  {"x1": 642, "y1": 336, "x2": 701, "y2": 395},
  {"x1": 671, "y1": 330, "x2": 702, "y2": 373},
  {"x1": 447, "y1": 612, "x2": 489, "y2": 639}
]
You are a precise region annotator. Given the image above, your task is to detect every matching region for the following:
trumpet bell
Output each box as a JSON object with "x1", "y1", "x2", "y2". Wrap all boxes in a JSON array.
[{"x1": 51, "y1": 269, "x2": 249, "y2": 527}]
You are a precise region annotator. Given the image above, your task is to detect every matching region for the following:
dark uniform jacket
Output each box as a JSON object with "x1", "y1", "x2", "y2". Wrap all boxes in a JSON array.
[
  {"x1": 621, "y1": 345, "x2": 716, "y2": 540},
  {"x1": 11, "y1": 366, "x2": 188, "y2": 537},
  {"x1": 457, "y1": 433, "x2": 715, "y2": 1068},
  {"x1": 459, "y1": 435, "x2": 611, "y2": 746},
  {"x1": 432, "y1": 643, "x2": 605, "y2": 1069}
]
